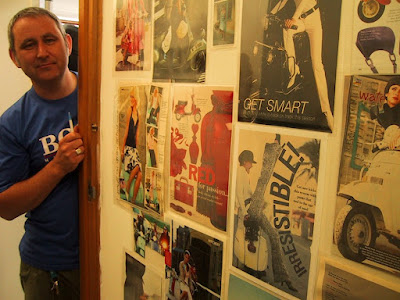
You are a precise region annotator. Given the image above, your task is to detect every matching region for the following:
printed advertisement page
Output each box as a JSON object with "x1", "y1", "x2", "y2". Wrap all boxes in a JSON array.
[
  {"x1": 166, "y1": 220, "x2": 223, "y2": 300},
  {"x1": 232, "y1": 128, "x2": 320, "y2": 300},
  {"x1": 333, "y1": 75, "x2": 400, "y2": 275},
  {"x1": 118, "y1": 84, "x2": 169, "y2": 216},
  {"x1": 212, "y1": 0, "x2": 236, "y2": 46},
  {"x1": 153, "y1": 0, "x2": 208, "y2": 82},
  {"x1": 238, "y1": 0, "x2": 342, "y2": 132},
  {"x1": 351, "y1": 1, "x2": 400, "y2": 74},
  {"x1": 115, "y1": 0, "x2": 153, "y2": 71},
  {"x1": 124, "y1": 252, "x2": 164, "y2": 300},
  {"x1": 169, "y1": 86, "x2": 233, "y2": 231},
  {"x1": 315, "y1": 257, "x2": 400, "y2": 300}
]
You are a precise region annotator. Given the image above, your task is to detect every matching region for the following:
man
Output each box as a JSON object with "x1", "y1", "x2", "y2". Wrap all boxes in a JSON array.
[
  {"x1": 234, "y1": 148, "x2": 297, "y2": 291},
  {"x1": 235, "y1": 150, "x2": 256, "y2": 233},
  {"x1": 234, "y1": 150, "x2": 268, "y2": 277},
  {"x1": 271, "y1": 0, "x2": 334, "y2": 130},
  {"x1": 0, "y1": 7, "x2": 83, "y2": 299}
]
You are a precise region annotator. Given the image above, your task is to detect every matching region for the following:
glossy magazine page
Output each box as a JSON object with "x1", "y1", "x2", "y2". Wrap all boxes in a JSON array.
[
  {"x1": 169, "y1": 86, "x2": 234, "y2": 232},
  {"x1": 238, "y1": 0, "x2": 342, "y2": 132},
  {"x1": 232, "y1": 128, "x2": 321, "y2": 299},
  {"x1": 332, "y1": 75, "x2": 400, "y2": 275}
]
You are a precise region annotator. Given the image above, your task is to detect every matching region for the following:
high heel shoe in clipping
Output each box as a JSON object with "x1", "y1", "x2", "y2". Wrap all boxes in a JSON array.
[{"x1": 281, "y1": 280, "x2": 298, "y2": 292}]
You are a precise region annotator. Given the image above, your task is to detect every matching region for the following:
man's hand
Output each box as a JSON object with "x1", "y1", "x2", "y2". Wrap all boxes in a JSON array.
[
  {"x1": 51, "y1": 125, "x2": 85, "y2": 176},
  {"x1": 0, "y1": 125, "x2": 84, "y2": 220},
  {"x1": 389, "y1": 131, "x2": 400, "y2": 149}
]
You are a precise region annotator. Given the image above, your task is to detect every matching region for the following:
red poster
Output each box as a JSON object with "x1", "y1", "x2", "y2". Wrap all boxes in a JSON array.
[{"x1": 170, "y1": 86, "x2": 233, "y2": 231}]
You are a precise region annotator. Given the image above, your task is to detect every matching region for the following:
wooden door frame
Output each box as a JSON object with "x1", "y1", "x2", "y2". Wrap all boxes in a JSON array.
[{"x1": 78, "y1": 0, "x2": 102, "y2": 299}]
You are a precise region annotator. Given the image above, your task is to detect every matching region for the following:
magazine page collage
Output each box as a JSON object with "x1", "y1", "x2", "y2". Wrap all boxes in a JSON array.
[{"x1": 104, "y1": 0, "x2": 400, "y2": 299}]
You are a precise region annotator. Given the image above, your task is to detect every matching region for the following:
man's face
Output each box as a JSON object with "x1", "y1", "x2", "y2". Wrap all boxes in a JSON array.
[
  {"x1": 244, "y1": 161, "x2": 253, "y2": 173},
  {"x1": 386, "y1": 84, "x2": 400, "y2": 108},
  {"x1": 9, "y1": 16, "x2": 71, "y2": 86}
]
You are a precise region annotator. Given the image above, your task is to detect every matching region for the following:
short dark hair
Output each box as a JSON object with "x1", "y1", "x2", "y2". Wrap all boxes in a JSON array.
[
  {"x1": 8, "y1": 7, "x2": 66, "y2": 53},
  {"x1": 384, "y1": 77, "x2": 400, "y2": 96}
]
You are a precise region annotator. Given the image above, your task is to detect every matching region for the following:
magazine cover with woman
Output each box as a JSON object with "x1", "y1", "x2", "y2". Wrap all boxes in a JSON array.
[{"x1": 333, "y1": 75, "x2": 400, "y2": 276}]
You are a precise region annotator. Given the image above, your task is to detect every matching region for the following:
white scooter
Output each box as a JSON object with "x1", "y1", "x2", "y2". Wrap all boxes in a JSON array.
[{"x1": 334, "y1": 125, "x2": 400, "y2": 263}]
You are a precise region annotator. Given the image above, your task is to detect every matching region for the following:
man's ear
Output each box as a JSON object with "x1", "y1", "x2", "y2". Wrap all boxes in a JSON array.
[
  {"x1": 9, "y1": 49, "x2": 21, "y2": 68},
  {"x1": 65, "y1": 33, "x2": 73, "y2": 56}
]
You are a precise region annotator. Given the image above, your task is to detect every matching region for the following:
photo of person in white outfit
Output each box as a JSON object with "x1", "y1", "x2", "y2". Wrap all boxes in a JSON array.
[
  {"x1": 233, "y1": 149, "x2": 297, "y2": 291},
  {"x1": 234, "y1": 150, "x2": 268, "y2": 277},
  {"x1": 271, "y1": 0, "x2": 334, "y2": 130}
]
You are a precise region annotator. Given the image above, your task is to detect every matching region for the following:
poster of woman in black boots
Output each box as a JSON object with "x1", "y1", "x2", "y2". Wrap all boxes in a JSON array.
[{"x1": 238, "y1": 0, "x2": 342, "y2": 132}]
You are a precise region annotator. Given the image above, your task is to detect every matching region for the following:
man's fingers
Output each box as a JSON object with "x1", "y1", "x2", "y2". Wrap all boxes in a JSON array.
[
  {"x1": 74, "y1": 146, "x2": 85, "y2": 156},
  {"x1": 59, "y1": 138, "x2": 83, "y2": 154}
]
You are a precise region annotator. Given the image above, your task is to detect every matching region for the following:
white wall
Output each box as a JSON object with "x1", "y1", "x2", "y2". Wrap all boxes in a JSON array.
[
  {"x1": 97, "y1": 1, "x2": 349, "y2": 300},
  {"x1": 0, "y1": 1, "x2": 33, "y2": 300}
]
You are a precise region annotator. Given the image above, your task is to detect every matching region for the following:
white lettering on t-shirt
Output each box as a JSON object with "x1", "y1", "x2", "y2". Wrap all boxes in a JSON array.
[{"x1": 39, "y1": 127, "x2": 72, "y2": 158}]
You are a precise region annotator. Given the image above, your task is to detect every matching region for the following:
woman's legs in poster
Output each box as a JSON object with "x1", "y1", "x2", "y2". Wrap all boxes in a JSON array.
[
  {"x1": 283, "y1": 11, "x2": 333, "y2": 130},
  {"x1": 126, "y1": 165, "x2": 142, "y2": 202},
  {"x1": 304, "y1": 12, "x2": 333, "y2": 130},
  {"x1": 283, "y1": 22, "x2": 304, "y2": 89}
]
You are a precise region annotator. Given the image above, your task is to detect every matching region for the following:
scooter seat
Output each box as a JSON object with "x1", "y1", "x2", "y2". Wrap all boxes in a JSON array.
[{"x1": 177, "y1": 100, "x2": 188, "y2": 106}]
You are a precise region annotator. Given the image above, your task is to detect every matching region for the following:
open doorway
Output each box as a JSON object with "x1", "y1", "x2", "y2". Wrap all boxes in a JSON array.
[
  {"x1": 0, "y1": 1, "x2": 100, "y2": 299},
  {"x1": 44, "y1": 1, "x2": 101, "y2": 299}
]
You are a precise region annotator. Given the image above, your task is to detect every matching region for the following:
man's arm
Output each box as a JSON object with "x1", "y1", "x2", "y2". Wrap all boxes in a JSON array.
[
  {"x1": 0, "y1": 127, "x2": 84, "y2": 220},
  {"x1": 285, "y1": 0, "x2": 314, "y2": 28},
  {"x1": 235, "y1": 168, "x2": 249, "y2": 214}
]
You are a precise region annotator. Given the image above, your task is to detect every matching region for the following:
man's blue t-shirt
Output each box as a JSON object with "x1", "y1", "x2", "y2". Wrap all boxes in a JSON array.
[{"x1": 0, "y1": 83, "x2": 79, "y2": 271}]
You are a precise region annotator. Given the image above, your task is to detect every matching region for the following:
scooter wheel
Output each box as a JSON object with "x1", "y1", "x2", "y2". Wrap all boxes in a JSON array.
[
  {"x1": 358, "y1": 0, "x2": 385, "y2": 23},
  {"x1": 336, "y1": 205, "x2": 377, "y2": 262}
]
